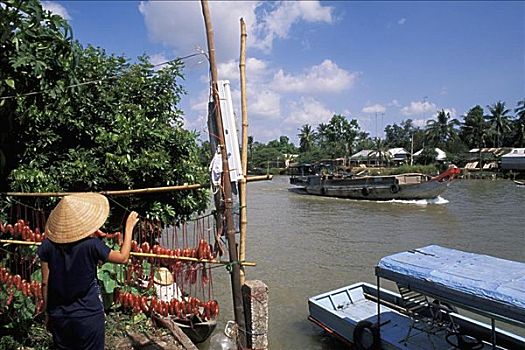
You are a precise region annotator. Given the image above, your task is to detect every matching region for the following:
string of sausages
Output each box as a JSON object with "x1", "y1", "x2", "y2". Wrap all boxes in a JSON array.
[
  {"x1": 0, "y1": 266, "x2": 45, "y2": 314},
  {"x1": 114, "y1": 290, "x2": 219, "y2": 320},
  {"x1": 0, "y1": 203, "x2": 222, "y2": 322}
]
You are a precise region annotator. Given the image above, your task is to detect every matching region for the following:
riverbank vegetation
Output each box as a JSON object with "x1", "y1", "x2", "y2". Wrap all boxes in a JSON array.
[
  {"x1": 248, "y1": 102, "x2": 525, "y2": 174},
  {"x1": 1, "y1": 1, "x2": 208, "y2": 348},
  {"x1": 0, "y1": 0, "x2": 209, "y2": 223}
]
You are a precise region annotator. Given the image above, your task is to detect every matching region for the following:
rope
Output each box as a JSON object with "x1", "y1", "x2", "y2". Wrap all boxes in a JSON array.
[{"x1": 224, "y1": 260, "x2": 241, "y2": 272}]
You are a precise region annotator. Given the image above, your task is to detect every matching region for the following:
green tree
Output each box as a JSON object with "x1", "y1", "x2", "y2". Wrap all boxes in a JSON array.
[
  {"x1": 316, "y1": 115, "x2": 360, "y2": 159},
  {"x1": 298, "y1": 124, "x2": 315, "y2": 152},
  {"x1": 415, "y1": 147, "x2": 438, "y2": 166},
  {"x1": 372, "y1": 137, "x2": 391, "y2": 167},
  {"x1": 513, "y1": 99, "x2": 525, "y2": 147},
  {"x1": 425, "y1": 109, "x2": 459, "y2": 150},
  {"x1": 459, "y1": 105, "x2": 488, "y2": 149},
  {"x1": 0, "y1": 0, "x2": 208, "y2": 223},
  {"x1": 384, "y1": 119, "x2": 416, "y2": 150},
  {"x1": 316, "y1": 123, "x2": 329, "y2": 146},
  {"x1": 486, "y1": 101, "x2": 511, "y2": 147}
]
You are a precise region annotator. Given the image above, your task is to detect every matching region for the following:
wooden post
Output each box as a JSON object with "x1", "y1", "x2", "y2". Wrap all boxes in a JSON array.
[
  {"x1": 238, "y1": 18, "x2": 248, "y2": 285},
  {"x1": 200, "y1": 1, "x2": 247, "y2": 348}
]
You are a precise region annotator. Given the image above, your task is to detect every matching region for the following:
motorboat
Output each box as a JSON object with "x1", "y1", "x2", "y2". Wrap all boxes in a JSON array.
[{"x1": 308, "y1": 245, "x2": 525, "y2": 349}]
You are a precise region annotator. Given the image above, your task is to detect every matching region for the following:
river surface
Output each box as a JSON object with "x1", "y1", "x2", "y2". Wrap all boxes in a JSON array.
[{"x1": 205, "y1": 176, "x2": 525, "y2": 350}]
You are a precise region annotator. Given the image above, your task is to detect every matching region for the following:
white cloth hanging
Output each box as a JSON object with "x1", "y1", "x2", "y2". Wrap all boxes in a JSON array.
[{"x1": 209, "y1": 149, "x2": 223, "y2": 187}]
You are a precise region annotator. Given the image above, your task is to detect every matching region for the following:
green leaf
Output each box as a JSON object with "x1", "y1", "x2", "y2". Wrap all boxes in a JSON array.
[
  {"x1": 98, "y1": 270, "x2": 117, "y2": 294},
  {"x1": 5, "y1": 79, "x2": 15, "y2": 89},
  {"x1": 31, "y1": 269, "x2": 42, "y2": 283}
]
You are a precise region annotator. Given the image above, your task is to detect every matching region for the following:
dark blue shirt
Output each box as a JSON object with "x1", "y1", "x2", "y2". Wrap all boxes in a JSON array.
[{"x1": 37, "y1": 237, "x2": 111, "y2": 318}]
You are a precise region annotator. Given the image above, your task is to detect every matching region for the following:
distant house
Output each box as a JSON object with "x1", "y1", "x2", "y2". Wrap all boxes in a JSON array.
[
  {"x1": 465, "y1": 148, "x2": 512, "y2": 171},
  {"x1": 501, "y1": 148, "x2": 525, "y2": 171},
  {"x1": 413, "y1": 148, "x2": 447, "y2": 161},
  {"x1": 387, "y1": 148, "x2": 410, "y2": 164},
  {"x1": 349, "y1": 148, "x2": 409, "y2": 167},
  {"x1": 349, "y1": 149, "x2": 374, "y2": 166}
]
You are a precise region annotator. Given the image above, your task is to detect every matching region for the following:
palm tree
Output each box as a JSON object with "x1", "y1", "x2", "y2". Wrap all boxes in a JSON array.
[
  {"x1": 372, "y1": 137, "x2": 391, "y2": 167},
  {"x1": 316, "y1": 123, "x2": 329, "y2": 146},
  {"x1": 425, "y1": 109, "x2": 459, "y2": 150},
  {"x1": 460, "y1": 105, "x2": 489, "y2": 168},
  {"x1": 516, "y1": 99, "x2": 525, "y2": 121},
  {"x1": 460, "y1": 105, "x2": 489, "y2": 149},
  {"x1": 298, "y1": 124, "x2": 315, "y2": 153},
  {"x1": 486, "y1": 101, "x2": 511, "y2": 147},
  {"x1": 514, "y1": 99, "x2": 525, "y2": 147}
]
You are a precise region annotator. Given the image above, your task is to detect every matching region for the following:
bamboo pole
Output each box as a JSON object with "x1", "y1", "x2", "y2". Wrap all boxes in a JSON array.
[
  {"x1": 4, "y1": 184, "x2": 205, "y2": 197},
  {"x1": 0, "y1": 239, "x2": 256, "y2": 266},
  {"x1": 238, "y1": 18, "x2": 248, "y2": 285},
  {"x1": 3, "y1": 175, "x2": 272, "y2": 198},
  {"x1": 200, "y1": 1, "x2": 247, "y2": 347}
]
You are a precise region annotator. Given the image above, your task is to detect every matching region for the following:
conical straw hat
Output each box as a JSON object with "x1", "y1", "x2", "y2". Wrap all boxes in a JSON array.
[
  {"x1": 154, "y1": 267, "x2": 174, "y2": 286},
  {"x1": 46, "y1": 193, "x2": 110, "y2": 244}
]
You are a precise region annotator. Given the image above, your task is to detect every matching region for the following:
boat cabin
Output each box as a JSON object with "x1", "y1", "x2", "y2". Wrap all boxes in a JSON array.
[
  {"x1": 308, "y1": 245, "x2": 525, "y2": 349},
  {"x1": 375, "y1": 245, "x2": 525, "y2": 349}
]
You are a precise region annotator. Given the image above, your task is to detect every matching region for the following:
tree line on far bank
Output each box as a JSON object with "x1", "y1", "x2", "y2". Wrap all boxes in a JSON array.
[{"x1": 245, "y1": 100, "x2": 525, "y2": 171}]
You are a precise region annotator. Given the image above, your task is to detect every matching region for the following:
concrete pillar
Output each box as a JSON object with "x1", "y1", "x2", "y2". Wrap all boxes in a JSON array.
[{"x1": 242, "y1": 280, "x2": 268, "y2": 350}]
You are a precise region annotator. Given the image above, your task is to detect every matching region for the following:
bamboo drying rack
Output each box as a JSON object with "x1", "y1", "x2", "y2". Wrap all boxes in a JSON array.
[
  {"x1": 3, "y1": 175, "x2": 272, "y2": 197},
  {"x1": 0, "y1": 239, "x2": 256, "y2": 267}
]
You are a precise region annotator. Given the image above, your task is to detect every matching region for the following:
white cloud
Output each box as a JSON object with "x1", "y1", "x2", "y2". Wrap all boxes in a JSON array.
[
  {"x1": 253, "y1": 1, "x2": 334, "y2": 52},
  {"x1": 388, "y1": 99, "x2": 401, "y2": 107},
  {"x1": 148, "y1": 53, "x2": 171, "y2": 71},
  {"x1": 284, "y1": 97, "x2": 333, "y2": 126},
  {"x1": 412, "y1": 118, "x2": 428, "y2": 128},
  {"x1": 362, "y1": 103, "x2": 386, "y2": 113},
  {"x1": 250, "y1": 90, "x2": 281, "y2": 118},
  {"x1": 42, "y1": 1, "x2": 71, "y2": 20},
  {"x1": 217, "y1": 57, "x2": 269, "y2": 82},
  {"x1": 398, "y1": 18, "x2": 407, "y2": 25},
  {"x1": 139, "y1": 1, "x2": 257, "y2": 61},
  {"x1": 139, "y1": 1, "x2": 334, "y2": 60},
  {"x1": 273, "y1": 59, "x2": 358, "y2": 93},
  {"x1": 400, "y1": 100, "x2": 437, "y2": 116}
]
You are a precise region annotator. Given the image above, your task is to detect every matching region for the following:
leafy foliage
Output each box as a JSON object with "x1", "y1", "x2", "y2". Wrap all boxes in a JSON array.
[
  {"x1": 0, "y1": 0, "x2": 209, "y2": 223},
  {"x1": 425, "y1": 109, "x2": 459, "y2": 151},
  {"x1": 486, "y1": 101, "x2": 512, "y2": 147}
]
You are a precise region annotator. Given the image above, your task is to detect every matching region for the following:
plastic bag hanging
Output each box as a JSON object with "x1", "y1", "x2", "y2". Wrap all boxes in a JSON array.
[{"x1": 209, "y1": 148, "x2": 223, "y2": 188}]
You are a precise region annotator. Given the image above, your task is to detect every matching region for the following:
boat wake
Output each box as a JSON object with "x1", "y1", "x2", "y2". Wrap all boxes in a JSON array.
[{"x1": 388, "y1": 196, "x2": 449, "y2": 205}]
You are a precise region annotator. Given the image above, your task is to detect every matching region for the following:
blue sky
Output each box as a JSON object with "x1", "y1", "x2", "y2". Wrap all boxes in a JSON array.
[{"x1": 42, "y1": 1, "x2": 524, "y2": 144}]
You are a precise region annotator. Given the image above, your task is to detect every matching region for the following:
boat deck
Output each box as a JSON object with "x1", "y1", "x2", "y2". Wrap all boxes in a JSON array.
[{"x1": 309, "y1": 283, "x2": 519, "y2": 349}]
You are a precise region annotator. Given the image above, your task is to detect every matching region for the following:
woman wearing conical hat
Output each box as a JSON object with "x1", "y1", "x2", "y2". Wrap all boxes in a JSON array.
[{"x1": 37, "y1": 193, "x2": 139, "y2": 350}]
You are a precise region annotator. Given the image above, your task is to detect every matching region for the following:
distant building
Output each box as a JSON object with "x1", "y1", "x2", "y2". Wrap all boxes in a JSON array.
[
  {"x1": 349, "y1": 149, "x2": 374, "y2": 166},
  {"x1": 465, "y1": 148, "x2": 512, "y2": 171},
  {"x1": 387, "y1": 148, "x2": 410, "y2": 164},
  {"x1": 413, "y1": 148, "x2": 447, "y2": 161},
  {"x1": 501, "y1": 148, "x2": 525, "y2": 171},
  {"x1": 348, "y1": 148, "x2": 409, "y2": 167}
]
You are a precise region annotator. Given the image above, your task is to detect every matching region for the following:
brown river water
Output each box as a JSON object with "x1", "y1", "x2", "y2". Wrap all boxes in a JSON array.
[{"x1": 204, "y1": 176, "x2": 525, "y2": 349}]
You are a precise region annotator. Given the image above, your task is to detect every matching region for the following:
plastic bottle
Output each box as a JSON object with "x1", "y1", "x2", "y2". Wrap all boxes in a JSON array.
[{"x1": 208, "y1": 321, "x2": 237, "y2": 350}]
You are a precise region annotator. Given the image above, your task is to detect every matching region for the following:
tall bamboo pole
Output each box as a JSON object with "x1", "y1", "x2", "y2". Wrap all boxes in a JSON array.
[
  {"x1": 238, "y1": 18, "x2": 248, "y2": 285},
  {"x1": 200, "y1": 1, "x2": 247, "y2": 347}
]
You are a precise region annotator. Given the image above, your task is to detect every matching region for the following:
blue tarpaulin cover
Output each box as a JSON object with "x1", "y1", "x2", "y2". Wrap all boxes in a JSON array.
[{"x1": 377, "y1": 245, "x2": 525, "y2": 324}]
